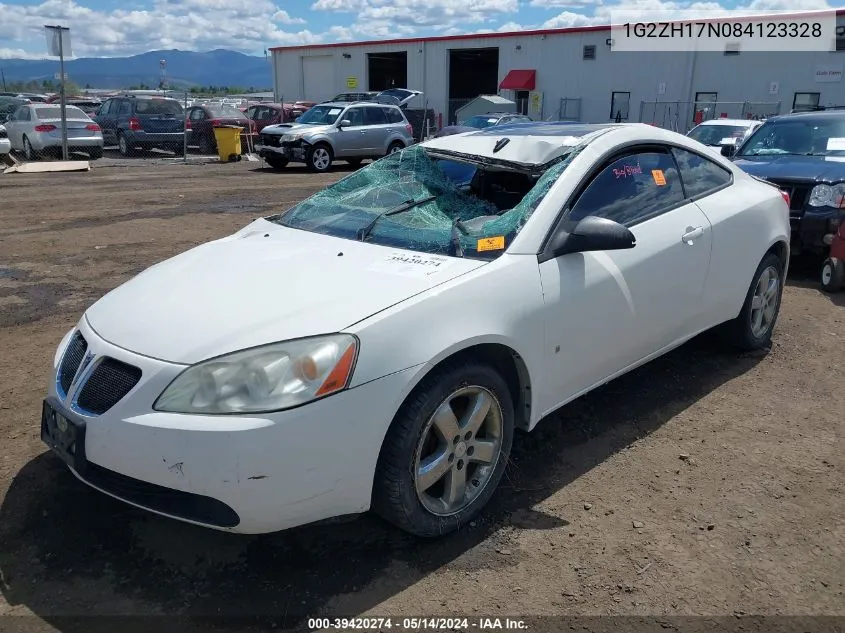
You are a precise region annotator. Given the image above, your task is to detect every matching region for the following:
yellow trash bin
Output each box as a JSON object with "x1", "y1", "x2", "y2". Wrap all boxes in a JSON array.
[{"x1": 212, "y1": 125, "x2": 243, "y2": 162}]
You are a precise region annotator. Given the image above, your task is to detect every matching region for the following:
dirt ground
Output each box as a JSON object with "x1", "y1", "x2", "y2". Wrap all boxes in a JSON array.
[{"x1": 0, "y1": 155, "x2": 842, "y2": 633}]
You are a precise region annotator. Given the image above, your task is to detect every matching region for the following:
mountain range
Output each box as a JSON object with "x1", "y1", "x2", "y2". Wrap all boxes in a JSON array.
[{"x1": 0, "y1": 49, "x2": 274, "y2": 90}]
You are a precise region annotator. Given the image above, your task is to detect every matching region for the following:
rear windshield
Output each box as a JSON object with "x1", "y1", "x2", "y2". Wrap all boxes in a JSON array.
[
  {"x1": 135, "y1": 99, "x2": 183, "y2": 115},
  {"x1": 36, "y1": 105, "x2": 88, "y2": 119},
  {"x1": 206, "y1": 105, "x2": 244, "y2": 118},
  {"x1": 688, "y1": 124, "x2": 751, "y2": 146}
]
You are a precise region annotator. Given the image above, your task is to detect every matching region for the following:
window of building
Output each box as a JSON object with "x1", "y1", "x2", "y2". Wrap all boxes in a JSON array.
[
  {"x1": 836, "y1": 25, "x2": 844, "y2": 51},
  {"x1": 609, "y1": 91, "x2": 630, "y2": 121},
  {"x1": 568, "y1": 150, "x2": 685, "y2": 226},
  {"x1": 583, "y1": 45, "x2": 596, "y2": 60},
  {"x1": 671, "y1": 147, "x2": 732, "y2": 199},
  {"x1": 793, "y1": 92, "x2": 820, "y2": 112}
]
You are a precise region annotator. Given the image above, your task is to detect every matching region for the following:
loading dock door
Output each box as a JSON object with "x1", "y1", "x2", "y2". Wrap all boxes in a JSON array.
[{"x1": 302, "y1": 55, "x2": 335, "y2": 102}]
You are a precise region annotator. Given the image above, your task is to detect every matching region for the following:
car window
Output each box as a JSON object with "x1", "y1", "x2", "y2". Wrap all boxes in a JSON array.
[
  {"x1": 688, "y1": 124, "x2": 752, "y2": 146},
  {"x1": 35, "y1": 105, "x2": 88, "y2": 120},
  {"x1": 671, "y1": 147, "x2": 732, "y2": 198},
  {"x1": 99, "y1": 100, "x2": 112, "y2": 115},
  {"x1": 386, "y1": 108, "x2": 404, "y2": 124},
  {"x1": 343, "y1": 107, "x2": 364, "y2": 126},
  {"x1": 190, "y1": 108, "x2": 205, "y2": 121},
  {"x1": 118, "y1": 101, "x2": 132, "y2": 116},
  {"x1": 364, "y1": 106, "x2": 388, "y2": 125},
  {"x1": 738, "y1": 117, "x2": 845, "y2": 157},
  {"x1": 246, "y1": 106, "x2": 257, "y2": 119},
  {"x1": 135, "y1": 99, "x2": 182, "y2": 115},
  {"x1": 569, "y1": 151, "x2": 685, "y2": 225},
  {"x1": 298, "y1": 104, "x2": 343, "y2": 125}
]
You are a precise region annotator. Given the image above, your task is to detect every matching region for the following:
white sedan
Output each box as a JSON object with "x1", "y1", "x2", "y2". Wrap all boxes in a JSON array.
[
  {"x1": 0, "y1": 124, "x2": 10, "y2": 156},
  {"x1": 42, "y1": 123, "x2": 790, "y2": 537}
]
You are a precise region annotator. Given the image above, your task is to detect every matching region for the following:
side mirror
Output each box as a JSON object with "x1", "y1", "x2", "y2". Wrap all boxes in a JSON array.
[
  {"x1": 549, "y1": 216, "x2": 636, "y2": 257},
  {"x1": 338, "y1": 119, "x2": 352, "y2": 127},
  {"x1": 720, "y1": 143, "x2": 737, "y2": 157}
]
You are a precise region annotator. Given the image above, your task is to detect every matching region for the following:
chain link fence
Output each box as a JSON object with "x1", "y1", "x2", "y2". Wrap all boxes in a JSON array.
[{"x1": 638, "y1": 100, "x2": 782, "y2": 133}]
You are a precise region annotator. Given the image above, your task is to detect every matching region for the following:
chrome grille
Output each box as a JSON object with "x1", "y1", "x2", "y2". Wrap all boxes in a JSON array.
[
  {"x1": 58, "y1": 332, "x2": 87, "y2": 395},
  {"x1": 76, "y1": 357, "x2": 142, "y2": 415},
  {"x1": 259, "y1": 133, "x2": 281, "y2": 147},
  {"x1": 765, "y1": 179, "x2": 812, "y2": 216}
]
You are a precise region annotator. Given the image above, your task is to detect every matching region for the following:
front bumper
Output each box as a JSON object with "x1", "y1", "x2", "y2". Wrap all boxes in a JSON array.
[
  {"x1": 0, "y1": 138, "x2": 10, "y2": 155},
  {"x1": 43, "y1": 317, "x2": 420, "y2": 534},
  {"x1": 792, "y1": 207, "x2": 843, "y2": 254},
  {"x1": 255, "y1": 137, "x2": 307, "y2": 162}
]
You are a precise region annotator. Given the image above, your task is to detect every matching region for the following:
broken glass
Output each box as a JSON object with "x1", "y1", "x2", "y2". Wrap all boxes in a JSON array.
[{"x1": 272, "y1": 143, "x2": 586, "y2": 258}]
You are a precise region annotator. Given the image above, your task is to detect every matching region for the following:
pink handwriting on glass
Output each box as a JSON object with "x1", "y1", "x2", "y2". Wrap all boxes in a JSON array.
[{"x1": 613, "y1": 163, "x2": 643, "y2": 179}]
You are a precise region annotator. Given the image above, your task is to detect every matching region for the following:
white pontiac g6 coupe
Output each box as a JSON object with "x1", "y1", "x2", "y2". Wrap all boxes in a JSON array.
[{"x1": 42, "y1": 123, "x2": 790, "y2": 537}]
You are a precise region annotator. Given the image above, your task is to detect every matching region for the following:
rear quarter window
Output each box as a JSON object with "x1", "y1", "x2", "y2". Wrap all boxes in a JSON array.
[{"x1": 671, "y1": 147, "x2": 732, "y2": 198}]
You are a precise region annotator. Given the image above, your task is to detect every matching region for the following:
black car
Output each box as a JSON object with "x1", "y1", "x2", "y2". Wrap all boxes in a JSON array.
[{"x1": 726, "y1": 111, "x2": 845, "y2": 256}]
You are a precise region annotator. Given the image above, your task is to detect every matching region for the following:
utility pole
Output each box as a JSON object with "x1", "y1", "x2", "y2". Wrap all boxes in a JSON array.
[
  {"x1": 1, "y1": 67, "x2": 6, "y2": 92},
  {"x1": 44, "y1": 24, "x2": 70, "y2": 161}
]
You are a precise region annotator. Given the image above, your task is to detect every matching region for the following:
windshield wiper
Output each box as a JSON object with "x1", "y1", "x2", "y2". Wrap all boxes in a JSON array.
[
  {"x1": 450, "y1": 218, "x2": 468, "y2": 257},
  {"x1": 357, "y1": 194, "x2": 439, "y2": 241}
]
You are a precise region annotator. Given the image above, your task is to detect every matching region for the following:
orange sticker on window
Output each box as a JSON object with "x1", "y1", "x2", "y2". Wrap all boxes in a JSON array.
[
  {"x1": 652, "y1": 169, "x2": 666, "y2": 186},
  {"x1": 477, "y1": 236, "x2": 505, "y2": 252}
]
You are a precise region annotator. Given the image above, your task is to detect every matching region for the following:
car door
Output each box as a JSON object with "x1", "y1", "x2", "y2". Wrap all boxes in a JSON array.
[
  {"x1": 189, "y1": 107, "x2": 209, "y2": 145},
  {"x1": 360, "y1": 105, "x2": 392, "y2": 154},
  {"x1": 335, "y1": 106, "x2": 367, "y2": 157},
  {"x1": 95, "y1": 99, "x2": 116, "y2": 144},
  {"x1": 537, "y1": 146, "x2": 713, "y2": 411},
  {"x1": 4, "y1": 106, "x2": 23, "y2": 147}
]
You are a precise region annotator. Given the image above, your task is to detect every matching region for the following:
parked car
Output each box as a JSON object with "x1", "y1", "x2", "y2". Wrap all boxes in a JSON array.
[
  {"x1": 245, "y1": 102, "x2": 315, "y2": 133},
  {"x1": 66, "y1": 98, "x2": 103, "y2": 117},
  {"x1": 255, "y1": 100, "x2": 415, "y2": 171},
  {"x1": 4, "y1": 103, "x2": 104, "y2": 160},
  {"x1": 95, "y1": 95, "x2": 185, "y2": 156},
  {"x1": 41, "y1": 122, "x2": 789, "y2": 537},
  {"x1": 686, "y1": 118, "x2": 762, "y2": 151},
  {"x1": 186, "y1": 104, "x2": 255, "y2": 154},
  {"x1": 435, "y1": 112, "x2": 534, "y2": 137},
  {"x1": 727, "y1": 111, "x2": 845, "y2": 256},
  {"x1": 0, "y1": 96, "x2": 29, "y2": 123},
  {"x1": 821, "y1": 220, "x2": 845, "y2": 292},
  {"x1": 326, "y1": 90, "x2": 422, "y2": 109},
  {"x1": 0, "y1": 124, "x2": 10, "y2": 156}
]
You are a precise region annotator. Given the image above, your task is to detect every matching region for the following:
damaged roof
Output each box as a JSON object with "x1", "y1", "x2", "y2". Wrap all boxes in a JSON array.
[{"x1": 420, "y1": 122, "x2": 629, "y2": 167}]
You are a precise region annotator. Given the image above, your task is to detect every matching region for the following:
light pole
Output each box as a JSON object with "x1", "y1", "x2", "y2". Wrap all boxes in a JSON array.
[{"x1": 44, "y1": 24, "x2": 70, "y2": 161}]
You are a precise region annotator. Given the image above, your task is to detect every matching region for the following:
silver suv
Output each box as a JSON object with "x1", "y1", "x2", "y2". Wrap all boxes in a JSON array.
[{"x1": 255, "y1": 101, "x2": 415, "y2": 172}]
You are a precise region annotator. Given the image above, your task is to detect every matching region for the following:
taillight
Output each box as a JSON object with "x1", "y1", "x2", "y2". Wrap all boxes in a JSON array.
[
  {"x1": 405, "y1": 123, "x2": 413, "y2": 135},
  {"x1": 86, "y1": 123, "x2": 101, "y2": 131},
  {"x1": 210, "y1": 119, "x2": 222, "y2": 126},
  {"x1": 185, "y1": 120, "x2": 192, "y2": 130},
  {"x1": 34, "y1": 124, "x2": 56, "y2": 132},
  {"x1": 128, "y1": 117, "x2": 141, "y2": 131},
  {"x1": 780, "y1": 190, "x2": 791, "y2": 208}
]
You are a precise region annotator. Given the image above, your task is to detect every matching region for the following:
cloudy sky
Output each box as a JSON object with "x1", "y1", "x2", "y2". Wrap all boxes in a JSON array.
[{"x1": 0, "y1": 0, "x2": 835, "y2": 59}]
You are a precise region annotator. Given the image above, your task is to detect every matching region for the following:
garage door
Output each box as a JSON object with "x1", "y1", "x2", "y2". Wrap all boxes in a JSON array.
[{"x1": 303, "y1": 55, "x2": 335, "y2": 103}]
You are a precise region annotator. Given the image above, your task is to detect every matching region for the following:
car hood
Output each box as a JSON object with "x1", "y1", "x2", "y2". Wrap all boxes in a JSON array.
[
  {"x1": 261, "y1": 122, "x2": 330, "y2": 135},
  {"x1": 733, "y1": 154, "x2": 845, "y2": 183},
  {"x1": 84, "y1": 219, "x2": 486, "y2": 365}
]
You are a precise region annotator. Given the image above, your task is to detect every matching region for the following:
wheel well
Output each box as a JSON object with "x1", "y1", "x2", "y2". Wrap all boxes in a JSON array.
[
  {"x1": 417, "y1": 344, "x2": 532, "y2": 430},
  {"x1": 766, "y1": 241, "x2": 788, "y2": 269}
]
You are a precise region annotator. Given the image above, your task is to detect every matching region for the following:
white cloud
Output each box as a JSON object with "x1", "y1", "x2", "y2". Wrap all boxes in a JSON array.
[
  {"x1": 542, "y1": 11, "x2": 605, "y2": 28},
  {"x1": 530, "y1": 0, "x2": 601, "y2": 8},
  {"x1": 0, "y1": 47, "x2": 49, "y2": 59},
  {"x1": 0, "y1": 0, "x2": 320, "y2": 57}
]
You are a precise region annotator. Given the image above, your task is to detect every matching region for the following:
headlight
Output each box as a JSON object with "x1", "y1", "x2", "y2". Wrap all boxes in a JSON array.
[
  {"x1": 281, "y1": 133, "x2": 302, "y2": 142},
  {"x1": 808, "y1": 183, "x2": 845, "y2": 208},
  {"x1": 154, "y1": 334, "x2": 358, "y2": 414}
]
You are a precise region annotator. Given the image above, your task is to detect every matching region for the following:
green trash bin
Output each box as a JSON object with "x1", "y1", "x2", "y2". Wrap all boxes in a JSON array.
[{"x1": 212, "y1": 125, "x2": 243, "y2": 162}]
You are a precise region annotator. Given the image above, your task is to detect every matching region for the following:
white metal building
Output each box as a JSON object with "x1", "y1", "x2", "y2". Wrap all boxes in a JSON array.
[{"x1": 270, "y1": 12, "x2": 845, "y2": 131}]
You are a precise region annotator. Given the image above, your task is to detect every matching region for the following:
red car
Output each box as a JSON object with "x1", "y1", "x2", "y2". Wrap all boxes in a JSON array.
[
  {"x1": 821, "y1": 218, "x2": 845, "y2": 292},
  {"x1": 245, "y1": 102, "x2": 315, "y2": 133},
  {"x1": 186, "y1": 104, "x2": 255, "y2": 153}
]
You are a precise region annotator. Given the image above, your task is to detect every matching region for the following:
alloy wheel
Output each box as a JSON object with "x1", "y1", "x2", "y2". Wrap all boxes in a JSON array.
[
  {"x1": 750, "y1": 264, "x2": 780, "y2": 338},
  {"x1": 413, "y1": 385, "x2": 504, "y2": 516},
  {"x1": 312, "y1": 147, "x2": 330, "y2": 170}
]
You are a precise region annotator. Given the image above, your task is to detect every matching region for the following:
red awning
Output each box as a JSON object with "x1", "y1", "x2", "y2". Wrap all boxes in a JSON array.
[{"x1": 499, "y1": 69, "x2": 536, "y2": 91}]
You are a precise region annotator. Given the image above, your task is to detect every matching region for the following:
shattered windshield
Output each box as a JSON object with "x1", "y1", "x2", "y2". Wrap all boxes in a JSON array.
[
  {"x1": 463, "y1": 115, "x2": 501, "y2": 129},
  {"x1": 269, "y1": 143, "x2": 581, "y2": 259},
  {"x1": 738, "y1": 118, "x2": 845, "y2": 156}
]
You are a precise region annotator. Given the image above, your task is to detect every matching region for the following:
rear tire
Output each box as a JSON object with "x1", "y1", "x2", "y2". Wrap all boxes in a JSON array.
[
  {"x1": 386, "y1": 141, "x2": 404, "y2": 156},
  {"x1": 821, "y1": 257, "x2": 844, "y2": 293},
  {"x1": 23, "y1": 136, "x2": 35, "y2": 161},
  {"x1": 306, "y1": 143, "x2": 333, "y2": 172},
  {"x1": 372, "y1": 358, "x2": 514, "y2": 537},
  {"x1": 117, "y1": 133, "x2": 132, "y2": 157},
  {"x1": 199, "y1": 134, "x2": 216, "y2": 155},
  {"x1": 720, "y1": 252, "x2": 784, "y2": 351},
  {"x1": 171, "y1": 144, "x2": 185, "y2": 157},
  {"x1": 265, "y1": 155, "x2": 289, "y2": 170}
]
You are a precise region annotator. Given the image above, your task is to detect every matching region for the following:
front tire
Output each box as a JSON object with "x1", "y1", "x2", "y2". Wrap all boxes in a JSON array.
[
  {"x1": 721, "y1": 252, "x2": 784, "y2": 351},
  {"x1": 372, "y1": 358, "x2": 514, "y2": 537},
  {"x1": 306, "y1": 143, "x2": 333, "y2": 172},
  {"x1": 199, "y1": 133, "x2": 216, "y2": 155},
  {"x1": 821, "y1": 257, "x2": 844, "y2": 293}
]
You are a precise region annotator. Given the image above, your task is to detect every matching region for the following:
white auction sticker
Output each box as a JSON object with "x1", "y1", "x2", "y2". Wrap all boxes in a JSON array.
[{"x1": 368, "y1": 252, "x2": 454, "y2": 278}]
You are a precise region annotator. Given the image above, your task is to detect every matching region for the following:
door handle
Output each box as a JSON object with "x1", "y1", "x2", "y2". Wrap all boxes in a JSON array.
[{"x1": 681, "y1": 226, "x2": 705, "y2": 244}]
